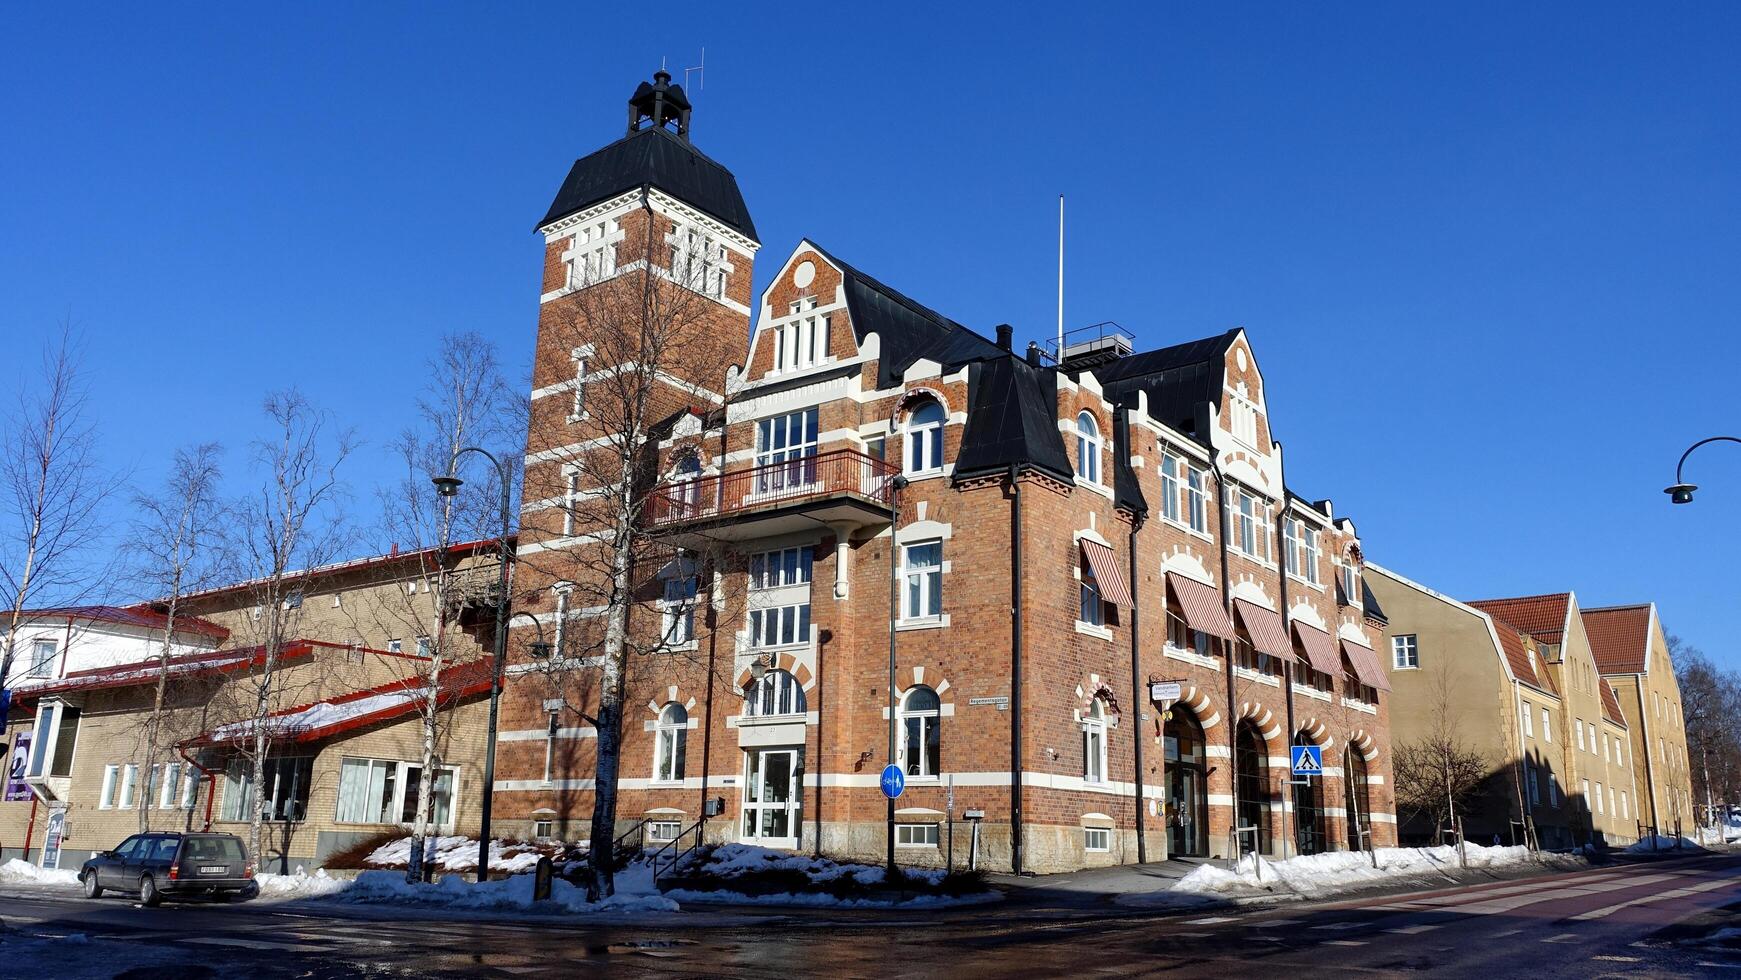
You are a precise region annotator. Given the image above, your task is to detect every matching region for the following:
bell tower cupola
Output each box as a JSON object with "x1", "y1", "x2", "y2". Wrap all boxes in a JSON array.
[{"x1": 626, "y1": 69, "x2": 692, "y2": 142}]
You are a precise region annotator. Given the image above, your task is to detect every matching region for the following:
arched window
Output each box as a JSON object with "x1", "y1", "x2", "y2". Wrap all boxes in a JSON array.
[
  {"x1": 654, "y1": 703, "x2": 687, "y2": 782},
  {"x1": 1082, "y1": 698, "x2": 1108, "y2": 784},
  {"x1": 903, "y1": 399, "x2": 946, "y2": 475},
  {"x1": 1075, "y1": 411, "x2": 1101, "y2": 485},
  {"x1": 745, "y1": 669, "x2": 806, "y2": 717},
  {"x1": 900, "y1": 686, "x2": 941, "y2": 778}
]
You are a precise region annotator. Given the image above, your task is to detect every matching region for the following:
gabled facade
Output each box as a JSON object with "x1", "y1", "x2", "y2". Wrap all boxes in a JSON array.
[
  {"x1": 492, "y1": 74, "x2": 1396, "y2": 873},
  {"x1": 1582, "y1": 603, "x2": 1696, "y2": 833}
]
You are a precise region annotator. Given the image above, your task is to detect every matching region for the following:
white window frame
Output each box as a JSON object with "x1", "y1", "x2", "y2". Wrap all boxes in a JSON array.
[
  {"x1": 1575, "y1": 719, "x2": 1585, "y2": 751},
  {"x1": 1284, "y1": 517, "x2": 1320, "y2": 585},
  {"x1": 1075, "y1": 412, "x2": 1102, "y2": 485},
  {"x1": 28, "y1": 638, "x2": 57, "y2": 679},
  {"x1": 1078, "y1": 557, "x2": 1105, "y2": 629},
  {"x1": 1595, "y1": 781, "x2": 1605, "y2": 814},
  {"x1": 552, "y1": 584, "x2": 574, "y2": 657},
  {"x1": 1520, "y1": 698, "x2": 1534, "y2": 738},
  {"x1": 653, "y1": 703, "x2": 688, "y2": 784},
  {"x1": 570, "y1": 219, "x2": 617, "y2": 289},
  {"x1": 903, "y1": 400, "x2": 945, "y2": 475},
  {"x1": 569, "y1": 354, "x2": 589, "y2": 421},
  {"x1": 1392, "y1": 634, "x2": 1419, "y2": 670},
  {"x1": 1229, "y1": 392, "x2": 1259, "y2": 448},
  {"x1": 562, "y1": 469, "x2": 580, "y2": 536},
  {"x1": 24, "y1": 700, "x2": 68, "y2": 781},
  {"x1": 1084, "y1": 826, "x2": 1112, "y2": 852},
  {"x1": 661, "y1": 574, "x2": 698, "y2": 648},
  {"x1": 899, "y1": 686, "x2": 942, "y2": 780},
  {"x1": 334, "y1": 756, "x2": 460, "y2": 831},
  {"x1": 100, "y1": 764, "x2": 119, "y2": 808},
  {"x1": 647, "y1": 820, "x2": 684, "y2": 843},
  {"x1": 159, "y1": 763, "x2": 182, "y2": 809},
  {"x1": 1160, "y1": 453, "x2": 1181, "y2": 522},
  {"x1": 1540, "y1": 708, "x2": 1551, "y2": 744},
  {"x1": 1226, "y1": 486, "x2": 1270, "y2": 562},
  {"x1": 899, "y1": 540, "x2": 943, "y2": 623},
  {"x1": 119, "y1": 763, "x2": 139, "y2": 810},
  {"x1": 895, "y1": 823, "x2": 940, "y2": 848},
  {"x1": 772, "y1": 297, "x2": 829, "y2": 373},
  {"x1": 753, "y1": 409, "x2": 820, "y2": 494},
  {"x1": 1082, "y1": 699, "x2": 1109, "y2": 784},
  {"x1": 1186, "y1": 464, "x2": 1209, "y2": 533},
  {"x1": 744, "y1": 669, "x2": 806, "y2": 718}
]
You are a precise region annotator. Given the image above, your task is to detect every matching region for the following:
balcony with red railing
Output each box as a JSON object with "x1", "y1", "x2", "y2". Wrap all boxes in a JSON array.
[{"x1": 644, "y1": 448, "x2": 898, "y2": 542}]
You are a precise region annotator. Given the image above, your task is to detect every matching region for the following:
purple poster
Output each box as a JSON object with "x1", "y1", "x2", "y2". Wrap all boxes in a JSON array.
[{"x1": 6, "y1": 733, "x2": 32, "y2": 801}]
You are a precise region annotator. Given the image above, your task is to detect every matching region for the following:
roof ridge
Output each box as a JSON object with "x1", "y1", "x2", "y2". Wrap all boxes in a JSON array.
[
  {"x1": 804, "y1": 240, "x2": 985, "y2": 339},
  {"x1": 1583, "y1": 603, "x2": 1652, "y2": 613}
]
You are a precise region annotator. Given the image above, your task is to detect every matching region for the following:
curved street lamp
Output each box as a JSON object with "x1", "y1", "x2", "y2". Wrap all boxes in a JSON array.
[
  {"x1": 432, "y1": 446, "x2": 514, "y2": 881},
  {"x1": 1665, "y1": 436, "x2": 1741, "y2": 505}
]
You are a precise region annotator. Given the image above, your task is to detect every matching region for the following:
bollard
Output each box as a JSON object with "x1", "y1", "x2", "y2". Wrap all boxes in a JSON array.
[{"x1": 533, "y1": 855, "x2": 554, "y2": 902}]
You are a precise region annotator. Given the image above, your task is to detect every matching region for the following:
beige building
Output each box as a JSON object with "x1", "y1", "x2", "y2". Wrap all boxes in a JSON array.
[
  {"x1": 2, "y1": 541, "x2": 506, "y2": 872},
  {"x1": 1582, "y1": 604, "x2": 1696, "y2": 834}
]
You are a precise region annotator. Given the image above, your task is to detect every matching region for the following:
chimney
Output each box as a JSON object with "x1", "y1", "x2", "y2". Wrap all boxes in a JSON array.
[
  {"x1": 1025, "y1": 342, "x2": 1043, "y2": 366},
  {"x1": 995, "y1": 324, "x2": 1013, "y2": 351}
]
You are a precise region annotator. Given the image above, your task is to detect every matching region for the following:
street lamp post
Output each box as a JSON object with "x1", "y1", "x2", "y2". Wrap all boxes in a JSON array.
[
  {"x1": 886, "y1": 474, "x2": 909, "y2": 878},
  {"x1": 1664, "y1": 436, "x2": 1741, "y2": 504},
  {"x1": 433, "y1": 446, "x2": 514, "y2": 882}
]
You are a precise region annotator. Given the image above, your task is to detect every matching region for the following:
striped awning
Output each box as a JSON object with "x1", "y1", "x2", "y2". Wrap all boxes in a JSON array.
[
  {"x1": 1293, "y1": 621, "x2": 1341, "y2": 676},
  {"x1": 1166, "y1": 573, "x2": 1235, "y2": 641},
  {"x1": 1080, "y1": 539, "x2": 1133, "y2": 608},
  {"x1": 1233, "y1": 599, "x2": 1293, "y2": 662},
  {"x1": 1342, "y1": 637, "x2": 1392, "y2": 692}
]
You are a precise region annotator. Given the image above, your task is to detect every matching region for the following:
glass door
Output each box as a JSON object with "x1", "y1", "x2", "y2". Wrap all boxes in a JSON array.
[{"x1": 742, "y1": 748, "x2": 803, "y2": 850}]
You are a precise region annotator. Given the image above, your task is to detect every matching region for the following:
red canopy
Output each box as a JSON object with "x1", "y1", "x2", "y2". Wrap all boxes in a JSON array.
[
  {"x1": 1166, "y1": 573, "x2": 1235, "y2": 641},
  {"x1": 1342, "y1": 638, "x2": 1392, "y2": 692},
  {"x1": 1293, "y1": 622, "x2": 1341, "y2": 676},
  {"x1": 1233, "y1": 599, "x2": 1293, "y2": 663},
  {"x1": 1080, "y1": 539, "x2": 1133, "y2": 608}
]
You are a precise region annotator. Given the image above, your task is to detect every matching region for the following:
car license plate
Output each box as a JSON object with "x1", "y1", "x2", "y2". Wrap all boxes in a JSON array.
[{"x1": 200, "y1": 866, "x2": 227, "y2": 874}]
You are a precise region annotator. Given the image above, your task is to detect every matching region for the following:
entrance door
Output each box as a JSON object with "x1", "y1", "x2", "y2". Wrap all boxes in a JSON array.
[
  {"x1": 742, "y1": 747, "x2": 803, "y2": 849},
  {"x1": 1294, "y1": 775, "x2": 1323, "y2": 855},
  {"x1": 1168, "y1": 766, "x2": 1206, "y2": 857}
]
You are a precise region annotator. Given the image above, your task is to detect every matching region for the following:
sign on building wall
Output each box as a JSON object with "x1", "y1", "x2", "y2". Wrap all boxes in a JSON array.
[
  {"x1": 41, "y1": 804, "x2": 67, "y2": 869},
  {"x1": 5, "y1": 732, "x2": 31, "y2": 802}
]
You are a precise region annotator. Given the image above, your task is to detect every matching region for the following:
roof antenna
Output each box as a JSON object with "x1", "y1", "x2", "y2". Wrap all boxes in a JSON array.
[
  {"x1": 1056, "y1": 194, "x2": 1065, "y2": 363},
  {"x1": 684, "y1": 48, "x2": 705, "y2": 92}
]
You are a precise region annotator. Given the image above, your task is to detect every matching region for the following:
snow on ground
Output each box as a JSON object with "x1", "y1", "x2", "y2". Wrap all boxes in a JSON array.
[
  {"x1": 664, "y1": 886, "x2": 1001, "y2": 909},
  {"x1": 1120, "y1": 843, "x2": 1585, "y2": 907},
  {"x1": 255, "y1": 861, "x2": 675, "y2": 914},
  {"x1": 665, "y1": 844, "x2": 998, "y2": 908},
  {"x1": 364, "y1": 835, "x2": 547, "y2": 874},
  {"x1": 0, "y1": 858, "x2": 80, "y2": 886},
  {"x1": 1626, "y1": 833, "x2": 1706, "y2": 853}
]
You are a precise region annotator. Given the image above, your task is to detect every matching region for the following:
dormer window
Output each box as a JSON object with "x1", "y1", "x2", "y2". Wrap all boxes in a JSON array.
[
  {"x1": 1229, "y1": 387, "x2": 1259, "y2": 448},
  {"x1": 1075, "y1": 412, "x2": 1102, "y2": 485},
  {"x1": 903, "y1": 400, "x2": 945, "y2": 475},
  {"x1": 773, "y1": 298, "x2": 829, "y2": 373}
]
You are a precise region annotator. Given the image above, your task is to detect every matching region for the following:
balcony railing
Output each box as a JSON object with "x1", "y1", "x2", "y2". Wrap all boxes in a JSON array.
[{"x1": 645, "y1": 448, "x2": 897, "y2": 528}]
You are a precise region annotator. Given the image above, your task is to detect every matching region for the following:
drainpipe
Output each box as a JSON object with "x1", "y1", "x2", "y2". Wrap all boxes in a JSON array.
[
  {"x1": 1276, "y1": 512, "x2": 1295, "y2": 858},
  {"x1": 1009, "y1": 463, "x2": 1025, "y2": 874},
  {"x1": 1213, "y1": 461, "x2": 1238, "y2": 858},
  {"x1": 177, "y1": 744, "x2": 217, "y2": 833},
  {"x1": 1637, "y1": 674, "x2": 1660, "y2": 834},
  {"x1": 1127, "y1": 509, "x2": 1147, "y2": 864}
]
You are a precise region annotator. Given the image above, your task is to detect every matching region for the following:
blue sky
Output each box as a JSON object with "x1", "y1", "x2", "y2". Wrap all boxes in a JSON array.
[{"x1": 4, "y1": 4, "x2": 1738, "y2": 665}]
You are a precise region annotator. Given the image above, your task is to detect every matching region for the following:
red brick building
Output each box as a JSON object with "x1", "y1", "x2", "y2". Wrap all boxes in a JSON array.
[{"x1": 492, "y1": 73, "x2": 1397, "y2": 873}]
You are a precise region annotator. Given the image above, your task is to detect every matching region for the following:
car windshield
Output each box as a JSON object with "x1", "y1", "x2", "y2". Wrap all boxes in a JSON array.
[{"x1": 182, "y1": 837, "x2": 244, "y2": 864}]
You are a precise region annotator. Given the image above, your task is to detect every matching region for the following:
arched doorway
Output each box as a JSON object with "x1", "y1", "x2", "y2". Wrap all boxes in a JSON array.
[
  {"x1": 1236, "y1": 720, "x2": 1272, "y2": 856},
  {"x1": 1164, "y1": 706, "x2": 1208, "y2": 857},
  {"x1": 1293, "y1": 732, "x2": 1326, "y2": 855},
  {"x1": 1345, "y1": 750, "x2": 1372, "y2": 852}
]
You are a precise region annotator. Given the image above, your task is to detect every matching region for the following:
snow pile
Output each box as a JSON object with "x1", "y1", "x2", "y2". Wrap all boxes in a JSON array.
[
  {"x1": 1626, "y1": 833, "x2": 1705, "y2": 853},
  {"x1": 685, "y1": 843, "x2": 932, "y2": 887},
  {"x1": 0, "y1": 858, "x2": 80, "y2": 886},
  {"x1": 1126, "y1": 843, "x2": 1584, "y2": 907},
  {"x1": 364, "y1": 835, "x2": 547, "y2": 874},
  {"x1": 253, "y1": 862, "x2": 674, "y2": 914},
  {"x1": 665, "y1": 843, "x2": 996, "y2": 908}
]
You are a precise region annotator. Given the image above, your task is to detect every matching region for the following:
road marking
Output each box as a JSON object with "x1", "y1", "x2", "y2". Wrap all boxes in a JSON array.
[
  {"x1": 1384, "y1": 925, "x2": 1439, "y2": 935},
  {"x1": 1570, "y1": 876, "x2": 1738, "y2": 921},
  {"x1": 1493, "y1": 929, "x2": 1522, "y2": 937},
  {"x1": 1592, "y1": 956, "x2": 1641, "y2": 963},
  {"x1": 182, "y1": 937, "x2": 327, "y2": 952},
  {"x1": 1188, "y1": 916, "x2": 1236, "y2": 924},
  {"x1": 1253, "y1": 919, "x2": 1302, "y2": 928},
  {"x1": 1310, "y1": 922, "x2": 1362, "y2": 931},
  {"x1": 1173, "y1": 932, "x2": 1212, "y2": 938},
  {"x1": 1324, "y1": 940, "x2": 1368, "y2": 947},
  {"x1": 1542, "y1": 933, "x2": 1578, "y2": 943}
]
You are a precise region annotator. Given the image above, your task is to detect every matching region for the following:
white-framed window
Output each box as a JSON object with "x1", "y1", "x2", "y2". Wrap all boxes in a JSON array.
[
  {"x1": 1284, "y1": 517, "x2": 1319, "y2": 585},
  {"x1": 1082, "y1": 699, "x2": 1108, "y2": 784},
  {"x1": 661, "y1": 573, "x2": 698, "y2": 647},
  {"x1": 533, "y1": 818, "x2": 555, "y2": 839},
  {"x1": 1079, "y1": 556, "x2": 1104, "y2": 628},
  {"x1": 654, "y1": 703, "x2": 687, "y2": 783},
  {"x1": 1608, "y1": 784, "x2": 1616, "y2": 816},
  {"x1": 1595, "y1": 781, "x2": 1605, "y2": 814},
  {"x1": 25, "y1": 699, "x2": 75, "y2": 780},
  {"x1": 1075, "y1": 412, "x2": 1102, "y2": 485},
  {"x1": 570, "y1": 354, "x2": 588, "y2": 420},
  {"x1": 543, "y1": 710, "x2": 560, "y2": 783},
  {"x1": 1084, "y1": 827, "x2": 1111, "y2": 852},
  {"x1": 119, "y1": 764, "x2": 139, "y2": 809},
  {"x1": 900, "y1": 686, "x2": 941, "y2": 779},
  {"x1": 223, "y1": 756, "x2": 315, "y2": 823},
  {"x1": 1340, "y1": 561, "x2": 1360, "y2": 604},
  {"x1": 747, "y1": 547, "x2": 812, "y2": 648},
  {"x1": 1226, "y1": 486, "x2": 1270, "y2": 562},
  {"x1": 334, "y1": 757, "x2": 458, "y2": 829},
  {"x1": 900, "y1": 541, "x2": 943, "y2": 622},
  {"x1": 1160, "y1": 453, "x2": 1181, "y2": 522},
  {"x1": 1620, "y1": 791, "x2": 1629, "y2": 819},
  {"x1": 744, "y1": 669, "x2": 806, "y2": 717},
  {"x1": 896, "y1": 823, "x2": 940, "y2": 847},
  {"x1": 668, "y1": 452, "x2": 704, "y2": 517},
  {"x1": 570, "y1": 219, "x2": 616, "y2": 287},
  {"x1": 773, "y1": 297, "x2": 829, "y2": 372},
  {"x1": 387, "y1": 638, "x2": 403, "y2": 654},
  {"x1": 1548, "y1": 772, "x2": 1560, "y2": 807},
  {"x1": 1575, "y1": 719, "x2": 1585, "y2": 751},
  {"x1": 672, "y1": 224, "x2": 729, "y2": 299},
  {"x1": 1228, "y1": 391, "x2": 1258, "y2": 448},
  {"x1": 562, "y1": 469, "x2": 580, "y2": 536},
  {"x1": 754, "y1": 408, "x2": 819, "y2": 493},
  {"x1": 647, "y1": 820, "x2": 683, "y2": 843},
  {"x1": 1614, "y1": 737, "x2": 1625, "y2": 768},
  {"x1": 159, "y1": 763, "x2": 182, "y2": 809},
  {"x1": 179, "y1": 768, "x2": 199, "y2": 809},
  {"x1": 1186, "y1": 464, "x2": 1209, "y2": 533},
  {"x1": 1167, "y1": 615, "x2": 1217, "y2": 660},
  {"x1": 1603, "y1": 731, "x2": 1611, "y2": 763},
  {"x1": 1521, "y1": 699, "x2": 1534, "y2": 738},
  {"x1": 415, "y1": 635, "x2": 431, "y2": 657},
  {"x1": 99, "y1": 764, "x2": 120, "y2": 808},
  {"x1": 1540, "y1": 709, "x2": 1551, "y2": 743},
  {"x1": 1392, "y1": 634, "x2": 1419, "y2": 669},
  {"x1": 903, "y1": 400, "x2": 945, "y2": 474},
  {"x1": 552, "y1": 583, "x2": 574, "y2": 656},
  {"x1": 747, "y1": 603, "x2": 810, "y2": 648},
  {"x1": 749, "y1": 547, "x2": 813, "y2": 590},
  {"x1": 28, "y1": 639, "x2": 57, "y2": 678},
  {"x1": 1582, "y1": 778, "x2": 1592, "y2": 811}
]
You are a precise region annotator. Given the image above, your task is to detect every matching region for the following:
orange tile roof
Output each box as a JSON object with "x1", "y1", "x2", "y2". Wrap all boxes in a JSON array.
[
  {"x1": 1599, "y1": 678, "x2": 1628, "y2": 727},
  {"x1": 1493, "y1": 625, "x2": 1545, "y2": 689},
  {"x1": 1469, "y1": 594, "x2": 1570, "y2": 642},
  {"x1": 1582, "y1": 605, "x2": 1652, "y2": 675}
]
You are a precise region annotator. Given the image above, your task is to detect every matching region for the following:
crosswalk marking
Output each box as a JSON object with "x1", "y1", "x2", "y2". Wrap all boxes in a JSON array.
[
  {"x1": 1592, "y1": 955, "x2": 1641, "y2": 963},
  {"x1": 1188, "y1": 916, "x2": 1236, "y2": 925},
  {"x1": 1542, "y1": 933, "x2": 1578, "y2": 943},
  {"x1": 1384, "y1": 925, "x2": 1439, "y2": 935},
  {"x1": 1310, "y1": 922, "x2": 1362, "y2": 931},
  {"x1": 1570, "y1": 875, "x2": 1738, "y2": 921},
  {"x1": 182, "y1": 936, "x2": 327, "y2": 952},
  {"x1": 1324, "y1": 940, "x2": 1368, "y2": 947}
]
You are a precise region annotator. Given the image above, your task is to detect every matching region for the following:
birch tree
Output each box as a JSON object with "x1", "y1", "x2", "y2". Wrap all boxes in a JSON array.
[
  {"x1": 227, "y1": 391, "x2": 353, "y2": 867},
  {"x1": 125, "y1": 442, "x2": 225, "y2": 831},
  {"x1": 1391, "y1": 658, "x2": 1491, "y2": 843},
  {"x1": 0, "y1": 327, "x2": 117, "y2": 728},
  {"x1": 522, "y1": 212, "x2": 751, "y2": 899},
  {"x1": 366, "y1": 332, "x2": 515, "y2": 881}
]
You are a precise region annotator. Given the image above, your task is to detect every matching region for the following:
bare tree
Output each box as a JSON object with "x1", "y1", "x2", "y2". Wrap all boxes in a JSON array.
[
  {"x1": 1672, "y1": 636, "x2": 1740, "y2": 828},
  {"x1": 224, "y1": 391, "x2": 354, "y2": 866},
  {"x1": 0, "y1": 327, "x2": 118, "y2": 727},
  {"x1": 1391, "y1": 659, "x2": 1492, "y2": 842},
  {"x1": 125, "y1": 443, "x2": 225, "y2": 831},
  {"x1": 366, "y1": 332, "x2": 516, "y2": 882},
  {"x1": 522, "y1": 217, "x2": 753, "y2": 899}
]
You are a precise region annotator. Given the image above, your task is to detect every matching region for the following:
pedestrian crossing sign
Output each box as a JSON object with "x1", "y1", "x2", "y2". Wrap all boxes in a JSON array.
[{"x1": 1291, "y1": 744, "x2": 1323, "y2": 776}]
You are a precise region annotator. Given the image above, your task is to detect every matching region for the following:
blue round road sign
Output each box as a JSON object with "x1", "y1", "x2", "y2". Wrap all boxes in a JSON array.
[{"x1": 880, "y1": 764, "x2": 906, "y2": 800}]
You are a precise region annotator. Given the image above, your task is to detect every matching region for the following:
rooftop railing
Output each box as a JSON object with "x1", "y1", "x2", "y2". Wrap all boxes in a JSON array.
[{"x1": 645, "y1": 448, "x2": 897, "y2": 528}]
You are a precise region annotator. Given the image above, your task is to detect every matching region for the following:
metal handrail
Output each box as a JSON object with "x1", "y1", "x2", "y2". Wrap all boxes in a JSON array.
[
  {"x1": 612, "y1": 817, "x2": 649, "y2": 864},
  {"x1": 645, "y1": 448, "x2": 897, "y2": 527},
  {"x1": 645, "y1": 817, "x2": 708, "y2": 882}
]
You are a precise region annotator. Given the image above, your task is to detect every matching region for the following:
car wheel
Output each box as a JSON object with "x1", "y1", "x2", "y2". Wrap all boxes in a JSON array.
[
  {"x1": 82, "y1": 873, "x2": 103, "y2": 899},
  {"x1": 139, "y1": 875, "x2": 162, "y2": 908}
]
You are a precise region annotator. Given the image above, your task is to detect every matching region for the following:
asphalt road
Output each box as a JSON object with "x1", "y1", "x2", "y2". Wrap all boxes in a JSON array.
[{"x1": 2, "y1": 854, "x2": 1739, "y2": 979}]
